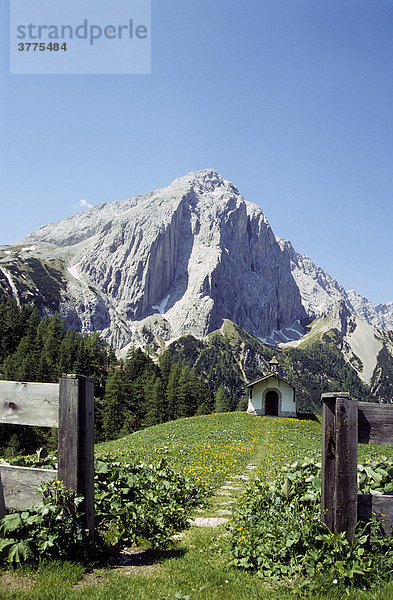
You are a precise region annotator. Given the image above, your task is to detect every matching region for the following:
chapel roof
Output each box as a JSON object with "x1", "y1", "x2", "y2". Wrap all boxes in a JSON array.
[{"x1": 244, "y1": 371, "x2": 299, "y2": 390}]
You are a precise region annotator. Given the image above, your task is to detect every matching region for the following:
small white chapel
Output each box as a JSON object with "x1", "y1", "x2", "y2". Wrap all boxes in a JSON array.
[{"x1": 245, "y1": 357, "x2": 298, "y2": 418}]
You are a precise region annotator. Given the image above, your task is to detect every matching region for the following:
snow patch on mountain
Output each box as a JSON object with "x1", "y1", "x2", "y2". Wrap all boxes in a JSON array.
[
  {"x1": 68, "y1": 263, "x2": 83, "y2": 283},
  {"x1": 0, "y1": 267, "x2": 20, "y2": 307},
  {"x1": 259, "y1": 319, "x2": 307, "y2": 345},
  {"x1": 152, "y1": 294, "x2": 171, "y2": 314}
]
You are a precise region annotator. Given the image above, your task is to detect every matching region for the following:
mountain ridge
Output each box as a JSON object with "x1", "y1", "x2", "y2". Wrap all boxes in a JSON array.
[
  {"x1": 2, "y1": 170, "x2": 306, "y2": 349},
  {"x1": 277, "y1": 237, "x2": 393, "y2": 331},
  {"x1": 1, "y1": 170, "x2": 392, "y2": 371}
]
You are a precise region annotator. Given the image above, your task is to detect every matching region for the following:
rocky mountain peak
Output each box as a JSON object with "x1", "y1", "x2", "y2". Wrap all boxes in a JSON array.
[
  {"x1": 330, "y1": 299, "x2": 357, "y2": 337},
  {"x1": 171, "y1": 168, "x2": 228, "y2": 193},
  {"x1": 2, "y1": 171, "x2": 306, "y2": 349},
  {"x1": 1, "y1": 170, "x2": 392, "y2": 359}
]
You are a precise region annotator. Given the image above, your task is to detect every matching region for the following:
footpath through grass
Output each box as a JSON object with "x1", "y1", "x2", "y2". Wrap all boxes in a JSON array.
[
  {"x1": 97, "y1": 412, "x2": 268, "y2": 489},
  {"x1": 96, "y1": 413, "x2": 322, "y2": 489},
  {"x1": 2, "y1": 414, "x2": 393, "y2": 600}
]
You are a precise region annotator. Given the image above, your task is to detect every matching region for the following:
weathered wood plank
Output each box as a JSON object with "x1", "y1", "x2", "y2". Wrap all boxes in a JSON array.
[
  {"x1": 358, "y1": 402, "x2": 393, "y2": 445},
  {"x1": 80, "y1": 377, "x2": 95, "y2": 535},
  {"x1": 321, "y1": 392, "x2": 351, "y2": 400},
  {"x1": 321, "y1": 393, "x2": 393, "y2": 537},
  {"x1": 58, "y1": 376, "x2": 79, "y2": 492},
  {"x1": 321, "y1": 395, "x2": 337, "y2": 532},
  {"x1": 0, "y1": 381, "x2": 59, "y2": 427},
  {"x1": 58, "y1": 375, "x2": 95, "y2": 535},
  {"x1": 0, "y1": 465, "x2": 57, "y2": 510},
  {"x1": 0, "y1": 473, "x2": 6, "y2": 518},
  {"x1": 358, "y1": 494, "x2": 393, "y2": 536},
  {"x1": 334, "y1": 396, "x2": 358, "y2": 541}
]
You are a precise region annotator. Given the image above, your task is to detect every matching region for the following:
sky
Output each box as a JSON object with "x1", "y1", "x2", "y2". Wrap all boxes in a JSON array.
[{"x1": 1, "y1": 0, "x2": 393, "y2": 305}]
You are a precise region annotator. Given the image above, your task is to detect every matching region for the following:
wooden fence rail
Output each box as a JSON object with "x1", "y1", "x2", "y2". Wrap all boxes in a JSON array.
[
  {"x1": 321, "y1": 392, "x2": 393, "y2": 541},
  {"x1": 0, "y1": 374, "x2": 95, "y2": 534}
]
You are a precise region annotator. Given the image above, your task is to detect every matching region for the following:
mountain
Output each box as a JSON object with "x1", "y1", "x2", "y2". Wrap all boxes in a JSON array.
[
  {"x1": 0, "y1": 168, "x2": 392, "y2": 397},
  {"x1": 163, "y1": 318, "x2": 376, "y2": 412},
  {"x1": 283, "y1": 300, "x2": 381, "y2": 379},
  {"x1": 273, "y1": 240, "x2": 393, "y2": 394},
  {"x1": 277, "y1": 238, "x2": 393, "y2": 332},
  {"x1": 0, "y1": 170, "x2": 306, "y2": 350}
]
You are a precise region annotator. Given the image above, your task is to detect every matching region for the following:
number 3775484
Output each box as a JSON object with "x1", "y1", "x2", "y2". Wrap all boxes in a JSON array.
[{"x1": 18, "y1": 42, "x2": 67, "y2": 51}]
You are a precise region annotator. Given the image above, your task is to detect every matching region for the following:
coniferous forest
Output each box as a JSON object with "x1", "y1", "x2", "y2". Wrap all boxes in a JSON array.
[
  {"x1": 0, "y1": 295, "x2": 377, "y2": 457},
  {"x1": 0, "y1": 297, "x2": 216, "y2": 455}
]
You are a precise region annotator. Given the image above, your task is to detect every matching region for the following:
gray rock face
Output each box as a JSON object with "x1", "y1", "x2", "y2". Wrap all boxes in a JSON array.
[
  {"x1": 346, "y1": 290, "x2": 393, "y2": 331},
  {"x1": 10, "y1": 170, "x2": 305, "y2": 349},
  {"x1": 277, "y1": 238, "x2": 393, "y2": 331},
  {"x1": 282, "y1": 299, "x2": 387, "y2": 385},
  {"x1": 2, "y1": 169, "x2": 391, "y2": 352}
]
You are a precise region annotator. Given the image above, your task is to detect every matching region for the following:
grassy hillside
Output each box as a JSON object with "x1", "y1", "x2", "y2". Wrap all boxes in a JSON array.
[
  {"x1": 97, "y1": 410, "x2": 393, "y2": 482},
  {"x1": 97, "y1": 412, "x2": 322, "y2": 488}
]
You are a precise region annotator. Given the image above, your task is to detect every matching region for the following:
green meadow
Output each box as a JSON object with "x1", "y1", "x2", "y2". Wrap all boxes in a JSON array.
[{"x1": 1, "y1": 413, "x2": 393, "y2": 600}]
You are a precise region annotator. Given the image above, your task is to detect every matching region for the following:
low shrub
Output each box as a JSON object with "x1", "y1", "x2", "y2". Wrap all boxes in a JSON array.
[
  {"x1": 228, "y1": 457, "x2": 393, "y2": 592},
  {"x1": 94, "y1": 458, "x2": 208, "y2": 548},
  {"x1": 358, "y1": 455, "x2": 393, "y2": 494},
  {"x1": 0, "y1": 480, "x2": 93, "y2": 565},
  {"x1": 0, "y1": 457, "x2": 207, "y2": 565}
]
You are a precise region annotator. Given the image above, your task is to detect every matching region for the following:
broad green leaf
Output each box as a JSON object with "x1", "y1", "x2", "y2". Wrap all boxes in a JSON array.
[
  {"x1": 2, "y1": 512, "x2": 23, "y2": 532},
  {"x1": 8, "y1": 540, "x2": 34, "y2": 564}
]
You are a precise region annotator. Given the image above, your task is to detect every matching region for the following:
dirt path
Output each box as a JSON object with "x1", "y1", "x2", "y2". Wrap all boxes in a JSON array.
[
  {"x1": 189, "y1": 442, "x2": 270, "y2": 528},
  {"x1": 188, "y1": 420, "x2": 273, "y2": 528},
  {"x1": 188, "y1": 461, "x2": 258, "y2": 527}
]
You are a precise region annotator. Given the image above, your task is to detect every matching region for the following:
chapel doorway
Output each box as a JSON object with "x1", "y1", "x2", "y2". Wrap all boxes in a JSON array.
[{"x1": 265, "y1": 390, "x2": 279, "y2": 416}]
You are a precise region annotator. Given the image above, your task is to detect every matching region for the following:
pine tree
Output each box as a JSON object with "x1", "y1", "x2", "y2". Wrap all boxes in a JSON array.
[
  {"x1": 6, "y1": 337, "x2": 36, "y2": 381},
  {"x1": 0, "y1": 297, "x2": 32, "y2": 360},
  {"x1": 158, "y1": 351, "x2": 173, "y2": 388},
  {"x1": 102, "y1": 371, "x2": 128, "y2": 440},
  {"x1": 130, "y1": 375, "x2": 147, "y2": 431},
  {"x1": 74, "y1": 338, "x2": 91, "y2": 375},
  {"x1": 143, "y1": 375, "x2": 166, "y2": 427},
  {"x1": 42, "y1": 313, "x2": 66, "y2": 380},
  {"x1": 125, "y1": 347, "x2": 157, "y2": 381},
  {"x1": 189, "y1": 368, "x2": 213, "y2": 414},
  {"x1": 4, "y1": 434, "x2": 21, "y2": 459},
  {"x1": 237, "y1": 393, "x2": 249, "y2": 411},
  {"x1": 176, "y1": 363, "x2": 193, "y2": 418},
  {"x1": 59, "y1": 329, "x2": 81, "y2": 375},
  {"x1": 214, "y1": 385, "x2": 232, "y2": 412},
  {"x1": 166, "y1": 361, "x2": 182, "y2": 420}
]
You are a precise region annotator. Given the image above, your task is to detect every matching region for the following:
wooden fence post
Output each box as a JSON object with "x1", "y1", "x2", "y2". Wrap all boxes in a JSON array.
[
  {"x1": 321, "y1": 393, "x2": 358, "y2": 541},
  {"x1": 321, "y1": 394, "x2": 337, "y2": 532},
  {"x1": 58, "y1": 374, "x2": 95, "y2": 535},
  {"x1": 334, "y1": 396, "x2": 358, "y2": 541},
  {"x1": 0, "y1": 473, "x2": 5, "y2": 519},
  {"x1": 322, "y1": 393, "x2": 393, "y2": 538}
]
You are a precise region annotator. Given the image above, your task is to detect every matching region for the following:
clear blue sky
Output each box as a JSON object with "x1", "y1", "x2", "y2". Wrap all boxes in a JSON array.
[{"x1": 1, "y1": 0, "x2": 392, "y2": 305}]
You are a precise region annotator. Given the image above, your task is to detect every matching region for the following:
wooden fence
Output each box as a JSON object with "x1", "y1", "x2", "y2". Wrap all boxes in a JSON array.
[
  {"x1": 321, "y1": 392, "x2": 393, "y2": 541},
  {"x1": 0, "y1": 374, "x2": 95, "y2": 534}
]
